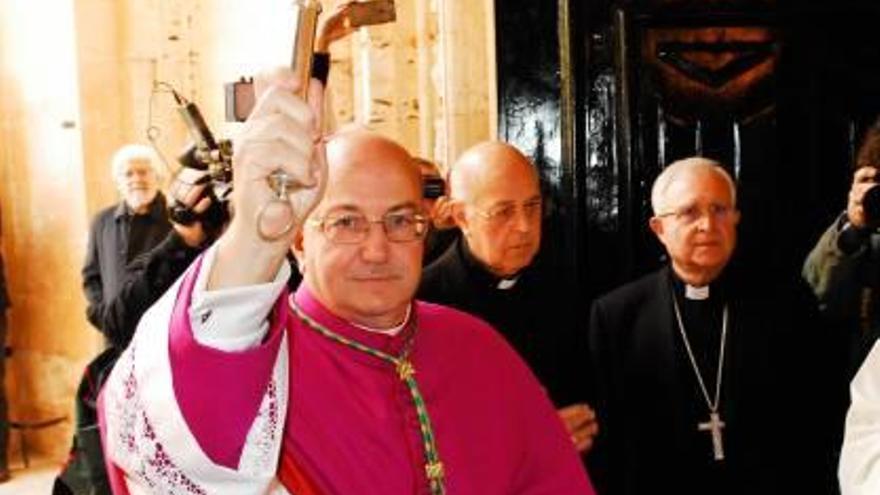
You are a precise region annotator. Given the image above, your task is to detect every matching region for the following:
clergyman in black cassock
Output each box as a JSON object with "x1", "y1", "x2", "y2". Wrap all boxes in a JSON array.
[
  {"x1": 588, "y1": 157, "x2": 839, "y2": 495},
  {"x1": 420, "y1": 237, "x2": 586, "y2": 408},
  {"x1": 419, "y1": 141, "x2": 596, "y2": 453}
]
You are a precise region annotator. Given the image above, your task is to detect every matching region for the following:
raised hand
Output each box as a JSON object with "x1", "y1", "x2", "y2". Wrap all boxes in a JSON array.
[{"x1": 208, "y1": 68, "x2": 328, "y2": 290}]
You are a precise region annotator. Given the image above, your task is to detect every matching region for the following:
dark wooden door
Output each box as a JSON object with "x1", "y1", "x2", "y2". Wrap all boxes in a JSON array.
[
  {"x1": 495, "y1": 0, "x2": 880, "y2": 338},
  {"x1": 595, "y1": 1, "x2": 880, "y2": 289}
]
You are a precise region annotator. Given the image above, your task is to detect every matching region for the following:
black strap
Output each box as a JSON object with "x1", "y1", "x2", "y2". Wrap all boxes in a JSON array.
[{"x1": 311, "y1": 52, "x2": 331, "y2": 86}]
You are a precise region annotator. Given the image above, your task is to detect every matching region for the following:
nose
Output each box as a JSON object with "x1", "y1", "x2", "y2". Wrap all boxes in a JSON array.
[
  {"x1": 694, "y1": 209, "x2": 717, "y2": 232},
  {"x1": 513, "y1": 207, "x2": 534, "y2": 233},
  {"x1": 360, "y1": 222, "x2": 391, "y2": 263}
]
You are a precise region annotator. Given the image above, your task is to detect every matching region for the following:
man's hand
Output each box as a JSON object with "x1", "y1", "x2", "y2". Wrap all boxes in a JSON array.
[
  {"x1": 209, "y1": 68, "x2": 327, "y2": 290},
  {"x1": 558, "y1": 403, "x2": 599, "y2": 453},
  {"x1": 847, "y1": 166, "x2": 879, "y2": 228},
  {"x1": 168, "y1": 166, "x2": 212, "y2": 248}
]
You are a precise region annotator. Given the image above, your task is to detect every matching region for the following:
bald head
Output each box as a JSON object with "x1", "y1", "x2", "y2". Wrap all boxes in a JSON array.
[
  {"x1": 448, "y1": 141, "x2": 542, "y2": 277},
  {"x1": 324, "y1": 129, "x2": 420, "y2": 188},
  {"x1": 449, "y1": 141, "x2": 538, "y2": 202}
]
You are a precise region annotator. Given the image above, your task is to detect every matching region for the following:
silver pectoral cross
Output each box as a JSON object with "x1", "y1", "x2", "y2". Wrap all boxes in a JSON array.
[{"x1": 698, "y1": 411, "x2": 726, "y2": 461}]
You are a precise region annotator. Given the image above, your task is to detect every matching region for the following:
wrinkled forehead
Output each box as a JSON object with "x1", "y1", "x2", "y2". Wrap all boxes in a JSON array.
[
  {"x1": 318, "y1": 134, "x2": 421, "y2": 214},
  {"x1": 476, "y1": 160, "x2": 540, "y2": 200},
  {"x1": 665, "y1": 169, "x2": 734, "y2": 206},
  {"x1": 122, "y1": 158, "x2": 153, "y2": 172},
  {"x1": 115, "y1": 159, "x2": 156, "y2": 183}
]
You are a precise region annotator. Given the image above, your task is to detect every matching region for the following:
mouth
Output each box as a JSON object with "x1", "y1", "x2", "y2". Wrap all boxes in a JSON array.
[
  {"x1": 351, "y1": 274, "x2": 401, "y2": 282},
  {"x1": 508, "y1": 242, "x2": 534, "y2": 251}
]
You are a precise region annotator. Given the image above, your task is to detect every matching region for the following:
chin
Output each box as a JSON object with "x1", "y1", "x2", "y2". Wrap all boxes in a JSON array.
[
  {"x1": 350, "y1": 282, "x2": 413, "y2": 308},
  {"x1": 352, "y1": 298, "x2": 410, "y2": 325},
  {"x1": 128, "y1": 193, "x2": 155, "y2": 208},
  {"x1": 503, "y1": 253, "x2": 535, "y2": 273},
  {"x1": 692, "y1": 258, "x2": 729, "y2": 276}
]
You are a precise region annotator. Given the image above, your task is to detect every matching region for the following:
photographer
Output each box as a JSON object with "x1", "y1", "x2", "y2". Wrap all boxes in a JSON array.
[
  {"x1": 99, "y1": 167, "x2": 218, "y2": 349},
  {"x1": 803, "y1": 117, "x2": 880, "y2": 375}
]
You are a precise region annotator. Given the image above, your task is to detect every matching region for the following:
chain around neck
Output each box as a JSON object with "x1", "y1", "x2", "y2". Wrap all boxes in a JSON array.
[{"x1": 670, "y1": 294, "x2": 729, "y2": 414}]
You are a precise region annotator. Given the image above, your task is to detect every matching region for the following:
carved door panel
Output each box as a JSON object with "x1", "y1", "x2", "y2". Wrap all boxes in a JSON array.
[
  {"x1": 496, "y1": 0, "x2": 880, "y2": 317},
  {"x1": 584, "y1": 3, "x2": 880, "y2": 291}
]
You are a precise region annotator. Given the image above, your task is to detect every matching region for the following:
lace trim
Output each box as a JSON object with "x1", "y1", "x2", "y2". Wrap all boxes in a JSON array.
[{"x1": 113, "y1": 344, "x2": 208, "y2": 494}]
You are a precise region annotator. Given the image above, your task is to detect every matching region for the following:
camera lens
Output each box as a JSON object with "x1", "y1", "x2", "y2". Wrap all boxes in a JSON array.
[
  {"x1": 423, "y1": 177, "x2": 445, "y2": 199},
  {"x1": 863, "y1": 184, "x2": 880, "y2": 227}
]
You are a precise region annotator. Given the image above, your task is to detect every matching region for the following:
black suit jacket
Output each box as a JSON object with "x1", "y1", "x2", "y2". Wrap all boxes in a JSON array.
[
  {"x1": 588, "y1": 266, "x2": 841, "y2": 495},
  {"x1": 81, "y1": 194, "x2": 171, "y2": 333}
]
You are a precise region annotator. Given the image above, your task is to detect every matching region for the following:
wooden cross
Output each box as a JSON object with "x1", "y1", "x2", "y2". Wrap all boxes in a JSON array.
[{"x1": 698, "y1": 411, "x2": 725, "y2": 461}]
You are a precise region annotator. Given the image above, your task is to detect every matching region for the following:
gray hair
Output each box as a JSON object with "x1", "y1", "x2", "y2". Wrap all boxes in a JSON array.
[
  {"x1": 650, "y1": 157, "x2": 737, "y2": 215},
  {"x1": 110, "y1": 144, "x2": 162, "y2": 182}
]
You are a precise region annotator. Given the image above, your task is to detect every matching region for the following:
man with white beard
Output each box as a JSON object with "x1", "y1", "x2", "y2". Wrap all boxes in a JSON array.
[{"x1": 82, "y1": 144, "x2": 171, "y2": 338}]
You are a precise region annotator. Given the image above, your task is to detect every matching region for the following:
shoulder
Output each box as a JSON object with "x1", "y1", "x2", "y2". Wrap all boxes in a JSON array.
[
  {"x1": 418, "y1": 243, "x2": 467, "y2": 300},
  {"x1": 589, "y1": 270, "x2": 667, "y2": 350},
  {"x1": 91, "y1": 203, "x2": 121, "y2": 228},
  {"x1": 415, "y1": 300, "x2": 518, "y2": 358},
  {"x1": 593, "y1": 269, "x2": 663, "y2": 315},
  {"x1": 413, "y1": 300, "x2": 547, "y2": 402},
  {"x1": 416, "y1": 300, "x2": 494, "y2": 336},
  {"x1": 421, "y1": 241, "x2": 460, "y2": 279}
]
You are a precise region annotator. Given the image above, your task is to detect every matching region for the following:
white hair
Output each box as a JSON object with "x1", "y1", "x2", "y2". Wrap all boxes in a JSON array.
[
  {"x1": 110, "y1": 144, "x2": 163, "y2": 182},
  {"x1": 650, "y1": 157, "x2": 737, "y2": 215}
]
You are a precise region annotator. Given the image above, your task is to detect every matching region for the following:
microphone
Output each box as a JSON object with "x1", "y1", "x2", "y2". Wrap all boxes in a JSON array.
[{"x1": 174, "y1": 91, "x2": 218, "y2": 152}]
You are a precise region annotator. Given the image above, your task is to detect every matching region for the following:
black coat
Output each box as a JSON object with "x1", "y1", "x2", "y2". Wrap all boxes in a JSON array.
[
  {"x1": 81, "y1": 194, "x2": 171, "y2": 333},
  {"x1": 99, "y1": 230, "x2": 202, "y2": 349},
  {"x1": 418, "y1": 238, "x2": 590, "y2": 407},
  {"x1": 588, "y1": 266, "x2": 843, "y2": 495}
]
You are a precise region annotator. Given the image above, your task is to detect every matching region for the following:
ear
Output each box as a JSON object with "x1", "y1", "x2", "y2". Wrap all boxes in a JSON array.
[
  {"x1": 731, "y1": 209, "x2": 741, "y2": 227},
  {"x1": 291, "y1": 229, "x2": 306, "y2": 273},
  {"x1": 649, "y1": 216, "x2": 665, "y2": 242},
  {"x1": 451, "y1": 202, "x2": 470, "y2": 235}
]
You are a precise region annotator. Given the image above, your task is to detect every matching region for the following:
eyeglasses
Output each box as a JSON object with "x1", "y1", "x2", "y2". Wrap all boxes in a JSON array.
[
  {"x1": 308, "y1": 210, "x2": 429, "y2": 244},
  {"x1": 656, "y1": 203, "x2": 733, "y2": 225},
  {"x1": 473, "y1": 198, "x2": 543, "y2": 225}
]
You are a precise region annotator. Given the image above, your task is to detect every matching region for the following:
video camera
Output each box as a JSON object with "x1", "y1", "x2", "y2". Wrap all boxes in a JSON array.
[{"x1": 168, "y1": 90, "x2": 233, "y2": 235}]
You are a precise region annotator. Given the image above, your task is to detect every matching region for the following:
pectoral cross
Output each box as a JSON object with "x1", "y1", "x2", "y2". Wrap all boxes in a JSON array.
[{"x1": 698, "y1": 411, "x2": 725, "y2": 461}]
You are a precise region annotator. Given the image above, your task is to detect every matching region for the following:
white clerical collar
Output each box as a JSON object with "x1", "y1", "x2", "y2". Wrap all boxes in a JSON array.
[
  {"x1": 685, "y1": 284, "x2": 710, "y2": 300},
  {"x1": 497, "y1": 277, "x2": 519, "y2": 290},
  {"x1": 349, "y1": 304, "x2": 411, "y2": 336}
]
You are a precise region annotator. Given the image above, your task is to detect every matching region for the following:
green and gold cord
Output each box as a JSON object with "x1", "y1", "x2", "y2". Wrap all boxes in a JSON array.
[{"x1": 291, "y1": 304, "x2": 446, "y2": 495}]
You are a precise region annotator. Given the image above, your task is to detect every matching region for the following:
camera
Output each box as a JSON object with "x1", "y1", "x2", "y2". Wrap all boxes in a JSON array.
[
  {"x1": 169, "y1": 93, "x2": 233, "y2": 235},
  {"x1": 423, "y1": 177, "x2": 445, "y2": 199},
  {"x1": 863, "y1": 185, "x2": 880, "y2": 228}
]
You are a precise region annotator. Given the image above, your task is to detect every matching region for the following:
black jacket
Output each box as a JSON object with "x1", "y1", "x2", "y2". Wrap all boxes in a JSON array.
[
  {"x1": 99, "y1": 230, "x2": 202, "y2": 348},
  {"x1": 81, "y1": 194, "x2": 171, "y2": 333},
  {"x1": 588, "y1": 266, "x2": 842, "y2": 495}
]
